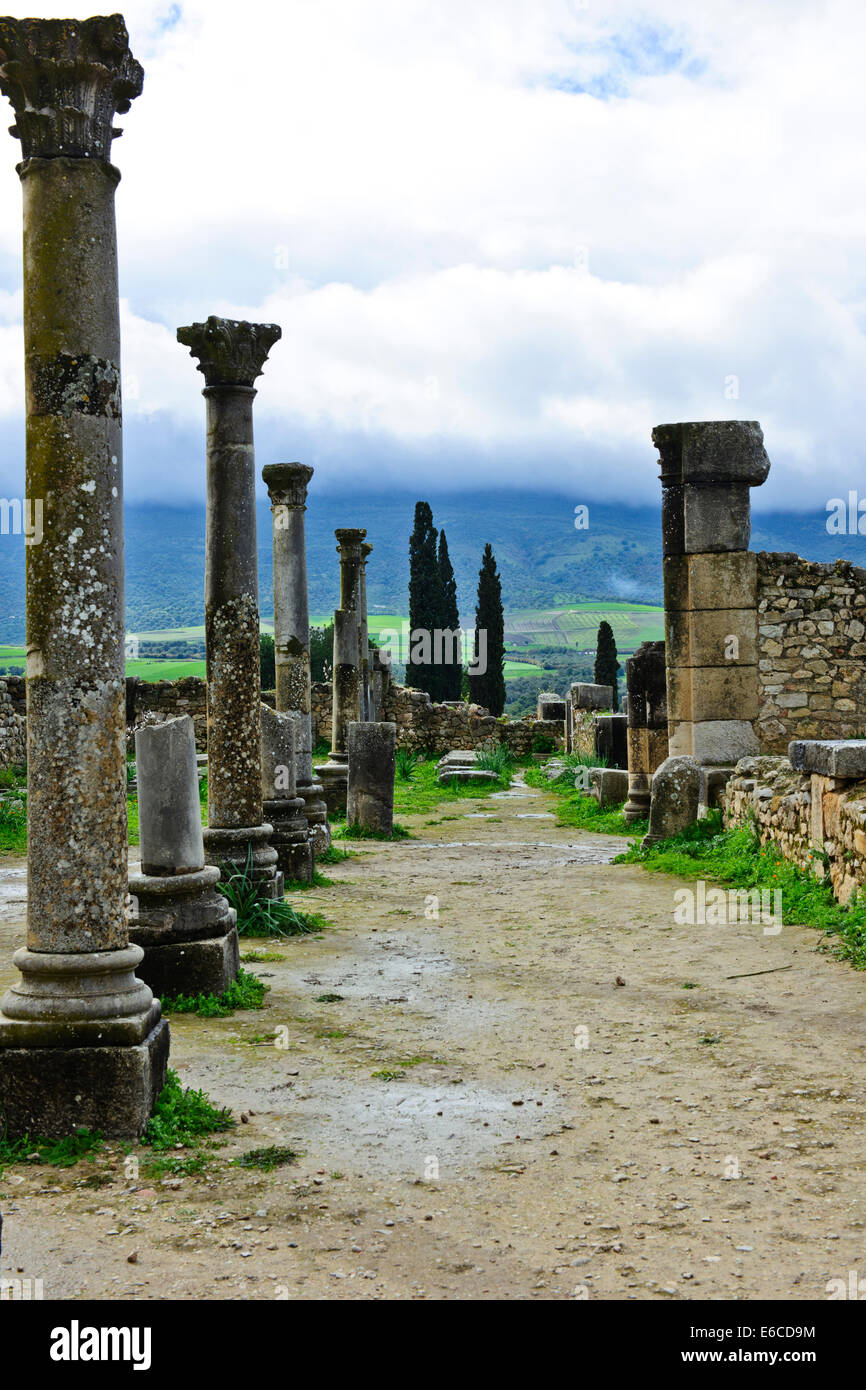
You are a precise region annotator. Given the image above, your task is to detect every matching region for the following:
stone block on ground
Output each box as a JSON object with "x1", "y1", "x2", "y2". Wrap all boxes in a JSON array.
[
  {"x1": 590, "y1": 767, "x2": 629, "y2": 807},
  {"x1": 642, "y1": 754, "x2": 701, "y2": 846},
  {"x1": 788, "y1": 739, "x2": 866, "y2": 780}
]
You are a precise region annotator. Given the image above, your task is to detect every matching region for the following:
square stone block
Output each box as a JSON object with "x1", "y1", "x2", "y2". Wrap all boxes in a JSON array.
[
  {"x1": 647, "y1": 727, "x2": 670, "y2": 773},
  {"x1": 0, "y1": 1018, "x2": 169, "y2": 1140},
  {"x1": 683, "y1": 484, "x2": 751, "y2": 554},
  {"x1": 652, "y1": 420, "x2": 770, "y2": 488},
  {"x1": 137, "y1": 931, "x2": 239, "y2": 1001},
  {"x1": 667, "y1": 665, "x2": 758, "y2": 723},
  {"x1": 626, "y1": 725, "x2": 649, "y2": 772},
  {"x1": 668, "y1": 718, "x2": 759, "y2": 764},
  {"x1": 667, "y1": 608, "x2": 758, "y2": 669},
  {"x1": 789, "y1": 738, "x2": 866, "y2": 779},
  {"x1": 663, "y1": 552, "x2": 758, "y2": 613}
]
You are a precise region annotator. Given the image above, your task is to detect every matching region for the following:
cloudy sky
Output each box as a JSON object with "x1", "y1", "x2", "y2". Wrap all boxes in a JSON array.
[{"x1": 0, "y1": 0, "x2": 864, "y2": 509}]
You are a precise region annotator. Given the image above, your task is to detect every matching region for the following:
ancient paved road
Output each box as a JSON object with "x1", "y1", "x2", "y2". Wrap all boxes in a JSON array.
[{"x1": 1, "y1": 773, "x2": 864, "y2": 1300}]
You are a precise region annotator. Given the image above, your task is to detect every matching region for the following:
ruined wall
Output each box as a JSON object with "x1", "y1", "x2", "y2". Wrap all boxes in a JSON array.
[
  {"x1": 0, "y1": 678, "x2": 26, "y2": 768},
  {"x1": 722, "y1": 754, "x2": 866, "y2": 907},
  {"x1": 124, "y1": 675, "x2": 562, "y2": 759},
  {"x1": 756, "y1": 553, "x2": 866, "y2": 754}
]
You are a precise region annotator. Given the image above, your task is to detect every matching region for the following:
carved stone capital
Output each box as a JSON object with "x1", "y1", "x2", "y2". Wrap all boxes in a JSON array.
[
  {"x1": 177, "y1": 316, "x2": 281, "y2": 389},
  {"x1": 335, "y1": 527, "x2": 366, "y2": 557},
  {"x1": 0, "y1": 14, "x2": 143, "y2": 161},
  {"x1": 361, "y1": 541, "x2": 373, "y2": 560},
  {"x1": 262, "y1": 461, "x2": 314, "y2": 510}
]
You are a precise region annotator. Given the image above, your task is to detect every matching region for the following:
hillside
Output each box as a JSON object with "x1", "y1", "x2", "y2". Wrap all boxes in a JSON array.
[{"x1": 0, "y1": 489, "x2": 863, "y2": 644}]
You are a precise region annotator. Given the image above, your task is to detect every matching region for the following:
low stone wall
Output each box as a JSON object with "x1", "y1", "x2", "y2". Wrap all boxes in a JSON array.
[
  {"x1": 756, "y1": 552, "x2": 866, "y2": 754},
  {"x1": 0, "y1": 678, "x2": 26, "y2": 768},
  {"x1": 722, "y1": 754, "x2": 866, "y2": 906},
  {"x1": 127, "y1": 676, "x2": 208, "y2": 751},
  {"x1": 121, "y1": 674, "x2": 563, "y2": 760}
]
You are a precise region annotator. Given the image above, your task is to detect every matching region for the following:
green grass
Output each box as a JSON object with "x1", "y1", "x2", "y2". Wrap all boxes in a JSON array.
[
  {"x1": 217, "y1": 853, "x2": 328, "y2": 937},
  {"x1": 283, "y1": 868, "x2": 333, "y2": 891},
  {"x1": 524, "y1": 757, "x2": 642, "y2": 836},
  {"x1": 317, "y1": 843, "x2": 355, "y2": 863},
  {"x1": 0, "y1": 1127, "x2": 103, "y2": 1174},
  {"x1": 475, "y1": 739, "x2": 516, "y2": 784},
  {"x1": 234, "y1": 1144, "x2": 298, "y2": 1172},
  {"x1": 0, "y1": 795, "x2": 27, "y2": 855},
  {"x1": 334, "y1": 820, "x2": 411, "y2": 841},
  {"x1": 617, "y1": 811, "x2": 866, "y2": 969},
  {"x1": 392, "y1": 758, "x2": 508, "y2": 818},
  {"x1": 160, "y1": 967, "x2": 268, "y2": 1017},
  {"x1": 126, "y1": 659, "x2": 207, "y2": 681},
  {"x1": 142, "y1": 1068, "x2": 234, "y2": 1151}
]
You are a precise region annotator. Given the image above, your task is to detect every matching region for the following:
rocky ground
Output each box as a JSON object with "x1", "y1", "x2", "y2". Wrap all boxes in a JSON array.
[{"x1": 1, "y1": 773, "x2": 865, "y2": 1301}]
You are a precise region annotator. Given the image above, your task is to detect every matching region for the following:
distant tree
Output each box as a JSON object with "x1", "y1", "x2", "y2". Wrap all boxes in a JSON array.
[
  {"x1": 407, "y1": 501, "x2": 440, "y2": 697},
  {"x1": 436, "y1": 529, "x2": 462, "y2": 701},
  {"x1": 593, "y1": 620, "x2": 620, "y2": 710},
  {"x1": 310, "y1": 622, "x2": 334, "y2": 684},
  {"x1": 260, "y1": 632, "x2": 276, "y2": 691},
  {"x1": 468, "y1": 543, "x2": 506, "y2": 716}
]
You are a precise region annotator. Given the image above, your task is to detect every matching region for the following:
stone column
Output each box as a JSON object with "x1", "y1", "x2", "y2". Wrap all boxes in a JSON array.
[
  {"x1": 623, "y1": 640, "x2": 668, "y2": 824},
  {"x1": 129, "y1": 716, "x2": 238, "y2": 997},
  {"x1": 177, "y1": 316, "x2": 282, "y2": 896},
  {"x1": 654, "y1": 420, "x2": 769, "y2": 766},
  {"x1": 347, "y1": 722, "x2": 396, "y2": 836},
  {"x1": 261, "y1": 462, "x2": 330, "y2": 856},
  {"x1": 359, "y1": 540, "x2": 373, "y2": 719},
  {"x1": 261, "y1": 705, "x2": 314, "y2": 883},
  {"x1": 318, "y1": 528, "x2": 366, "y2": 814},
  {"x1": 0, "y1": 15, "x2": 168, "y2": 1138}
]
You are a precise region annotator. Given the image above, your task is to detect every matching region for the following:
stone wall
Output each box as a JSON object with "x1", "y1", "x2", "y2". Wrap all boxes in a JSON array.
[
  {"x1": 122, "y1": 674, "x2": 563, "y2": 760},
  {"x1": 722, "y1": 753, "x2": 866, "y2": 907},
  {"x1": 0, "y1": 678, "x2": 26, "y2": 768},
  {"x1": 756, "y1": 553, "x2": 866, "y2": 754}
]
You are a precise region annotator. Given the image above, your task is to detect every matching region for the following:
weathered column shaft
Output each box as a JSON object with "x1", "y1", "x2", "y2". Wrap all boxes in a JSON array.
[
  {"x1": 0, "y1": 14, "x2": 168, "y2": 1139},
  {"x1": 262, "y1": 461, "x2": 330, "y2": 857},
  {"x1": 177, "y1": 316, "x2": 282, "y2": 892},
  {"x1": 359, "y1": 541, "x2": 372, "y2": 720},
  {"x1": 318, "y1": 528, "x2": 365, "y2": 815},
  {"x1": 347, "y1": 721, "x2": 396, "y2": 836},
  {"x1": 332, "y1": 609, "x2": 362, "y2": 756},
  {"x1": 623, "y1": 639, "x2": 668, "y2": 824}
]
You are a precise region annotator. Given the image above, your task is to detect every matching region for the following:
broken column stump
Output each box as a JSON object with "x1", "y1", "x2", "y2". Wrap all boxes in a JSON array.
[
  {"x1": 261, "y1": 704, "x2": 314, "y2": 884},
  {"x1": 318, "y1": 528, "x2": 366, "y2": 816},
  {"x1": 347, "y1": 722, "x2": 396, "y2": 836},
  {"x1": 262, "y1": 462, "x2": 331, "y2": 857},
  {"x1": 623, "y1": 640, "x2": 669, "y2": 824},
  {"x1": 128, "y1": 716, "x2": 238, "y2": 998}
]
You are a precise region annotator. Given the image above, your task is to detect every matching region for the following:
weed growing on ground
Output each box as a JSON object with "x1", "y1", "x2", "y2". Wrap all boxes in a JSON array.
[{"x1": 160, "y1": 967, "x2": 268, "y2": 1017}]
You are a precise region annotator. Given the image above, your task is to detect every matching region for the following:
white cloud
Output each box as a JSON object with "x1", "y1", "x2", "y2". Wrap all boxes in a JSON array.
[{"x1": 0, "y1": 0, "x2": 865, "y2": 507}]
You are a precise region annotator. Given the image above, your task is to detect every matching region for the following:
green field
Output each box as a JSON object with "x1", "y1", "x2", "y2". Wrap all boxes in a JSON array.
[{"x1": 506, "y1": 601, "x2": 664, "y2": 653}]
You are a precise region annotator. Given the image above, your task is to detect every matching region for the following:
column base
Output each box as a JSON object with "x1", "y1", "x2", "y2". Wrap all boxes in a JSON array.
[
  {"x1": 128, "y1": 865, "x2": 239, "y2": 996},
  {"x1": 623, "y1": 773, "x2": 652, "y2": 824},
  {"x1": 0, "y1": 1017, "x2": 169, "y2": 1141},
  {"x1": 263, "y1": 798, "x2": 314, "y2": 884},
  {"x1": 203, "y1": 822, "x2": 284, "y2": 900},
  {"x1": 317, "y1": 759, "x2": 348, "y2": 817},
  {"x1": 298, "y1": 778, "x2": 332, "y2": 856}
]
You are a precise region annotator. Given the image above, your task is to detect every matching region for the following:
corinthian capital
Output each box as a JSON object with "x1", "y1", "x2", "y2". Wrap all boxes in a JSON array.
[
  {"x1": 262, "y1": 462, "x2": 314, "y2": 510},
  {"x1": 177, "y1": 316, "x2": 281, "y2": 389},
  {"x1": 0, "y1": 14, "x2": 143, "y2": 161}
]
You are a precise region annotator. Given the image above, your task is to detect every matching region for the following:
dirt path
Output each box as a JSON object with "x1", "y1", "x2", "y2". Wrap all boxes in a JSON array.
[{"x1": 1, "y1": 772, "x2": 865, "y2": 1301}]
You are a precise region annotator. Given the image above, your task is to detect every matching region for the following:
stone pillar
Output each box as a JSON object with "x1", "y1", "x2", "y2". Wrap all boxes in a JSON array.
[
  {"x1": 623, "y1": 640, "x2": 669, "y2": 824},
  {"x1": 654, "y1": 420, "x2": 769, "y2": 765},
  {"x1": 129, "y1": 716, "x2": 238, "y2": 997},
  {"x1": 0, "y1": 15, "x2": 169, "y2": 1138},
  {"x1": 261, "y1": 462, "x2": 330, "y2": 856},
  {"x1": 261, "y1": 705, "x2": 314, "y2": 883},
  {"x1": 177, "y1": 315, "x2": 282, "y2": 896},
  {"x1": 318, "y1": 528, "x2": 366, "y2": 814},
  {"x1": 593, "y1": 713, "x2": 628, "y2": 768},
  {"x1": 347, "y1": 722, "x2": 396, "y2": 836},
  {"x1": 359, "y1": 541, "x2": 373, "y2": 720}
]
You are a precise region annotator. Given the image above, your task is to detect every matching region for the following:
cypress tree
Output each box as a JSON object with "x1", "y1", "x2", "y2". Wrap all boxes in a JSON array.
[
  {"x1": 594, "y1": 620, "x2": 620, "y2": 710},
  {"x1": 468, "y1": 543, "x2": 506, "y2": 716},
  {"x1": 408, "y1": 501, "x2": 439, "y2": 697},
  {"x1": 437, "y1": 529, "x2": 462, "y2": 701}
]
